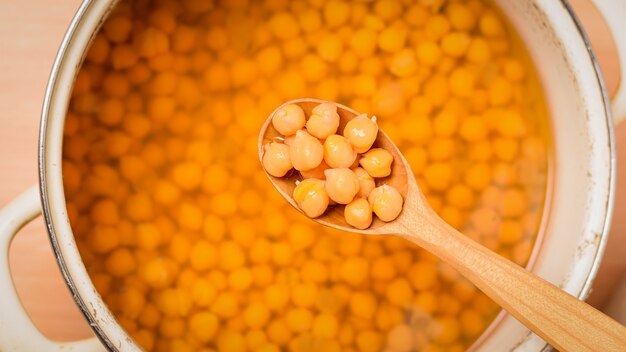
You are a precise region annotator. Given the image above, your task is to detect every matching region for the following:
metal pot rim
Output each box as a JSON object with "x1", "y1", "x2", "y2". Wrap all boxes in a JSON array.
[{"x1": 37, "y1": 1, "x2": 616, "y2": 351}]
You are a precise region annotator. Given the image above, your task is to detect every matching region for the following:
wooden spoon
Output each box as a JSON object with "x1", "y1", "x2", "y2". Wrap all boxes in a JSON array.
[{"x1": 259, "y1": 98, "x2": 626, "y2": 352}]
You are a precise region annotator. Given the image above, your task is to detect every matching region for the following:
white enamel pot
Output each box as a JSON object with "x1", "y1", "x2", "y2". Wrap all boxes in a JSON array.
[{"x1": 1, "y1": 0, "x2": 625, "y2": 351}]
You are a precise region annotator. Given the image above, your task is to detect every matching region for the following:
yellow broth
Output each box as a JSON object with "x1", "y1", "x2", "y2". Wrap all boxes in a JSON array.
[{"x1": 62, "y1": 0, "x2": 549, "y2": 351}]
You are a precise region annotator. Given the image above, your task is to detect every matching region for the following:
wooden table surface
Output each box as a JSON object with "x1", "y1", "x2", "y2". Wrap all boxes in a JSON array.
[{"x1": 0, "y1": 0, "x2": 624, "y2": 343}]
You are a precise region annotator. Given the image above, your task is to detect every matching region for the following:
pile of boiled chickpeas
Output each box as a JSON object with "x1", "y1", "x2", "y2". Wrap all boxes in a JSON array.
[
  {"x1": 263, "y1": 102, "x2": 404, "y2": 229},
  {"x1": 63, "y1": 0, "x2": 549, "y2": 351}
]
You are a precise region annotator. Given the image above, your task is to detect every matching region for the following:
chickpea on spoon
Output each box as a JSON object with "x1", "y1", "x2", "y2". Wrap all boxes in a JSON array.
[{"x1": 259, "y1": 98, "x2": 626, "y2": 352}]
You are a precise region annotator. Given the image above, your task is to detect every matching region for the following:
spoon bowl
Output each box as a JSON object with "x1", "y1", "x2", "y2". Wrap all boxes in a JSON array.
[
  {"x1": 259, "y1": 98, "x2": 626, "y2": 352},
  {"x1": 259, "y1": 98, "x2": 415, "y2": 233}
]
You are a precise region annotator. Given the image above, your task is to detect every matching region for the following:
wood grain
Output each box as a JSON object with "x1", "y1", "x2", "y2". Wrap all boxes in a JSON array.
[{"x1": 0, "y1": 0, "x2": 623, "y2": 343}]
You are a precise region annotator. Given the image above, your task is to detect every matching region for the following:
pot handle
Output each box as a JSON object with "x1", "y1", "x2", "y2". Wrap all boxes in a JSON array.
[
  {"x1": 589, "y1": 0, "x2": 626, "y2": 124},
  {"x1": 0, "y1": 185, "x2": 103, "y2": 351}
]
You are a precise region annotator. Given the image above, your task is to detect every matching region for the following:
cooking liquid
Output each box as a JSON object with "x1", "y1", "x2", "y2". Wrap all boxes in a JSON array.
[{"x1": 63, "y1": 0, "x2": 550, "y2": 351}]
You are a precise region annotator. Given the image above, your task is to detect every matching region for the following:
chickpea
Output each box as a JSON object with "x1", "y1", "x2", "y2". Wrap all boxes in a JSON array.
[
  {"x1": 300, "y1": 160, "x2": 330, "y2": 180},
  {"x1": 359, "y1": 148, "x2": 393, "y2": 178},
  {"x1": 378, "y1": 26, "x2": 407, "y2": 53},
  {"x1": 324, "y1": 168, "x2": 359, "y2": 204},
  {"x1": 344, "y1": 198, "x2": 373, "y2": 229},
  {"x1": 289, "y1": 130, "x2": 324, "y2": 171},
  {"x1": 306, "y1": 102, "x2": 340, "y2": 139},
  {"x1": 312, "y1": 314, "x2": 339, "y2": 339},
  {"x1": 368, "y1": 185, "x2": 403, "y2": 222},
  {"x1": 272, "y1": 104, "x2": 306, "y2": 136},
  {"x1": 323, "y1": 135, "x2": 357, "y2": 168},
  {"x1": 352, "y1": 167, "x2": 375, "y2": 199},
  {"x1": 283, "y1": 134, "x2": 296, "y2": 146},
  {"x1": 262, "y1": 142, "x2": 292, "y2": 177},
  {"x1": 293, "y1": 178, "x2": 329, "y2": 218},
  {"x1": 343, "y1": 114, "x2": 378, "y2": 153},
  {"x1": 324, "y1": 168, "x2": 360, "y2": 205}
]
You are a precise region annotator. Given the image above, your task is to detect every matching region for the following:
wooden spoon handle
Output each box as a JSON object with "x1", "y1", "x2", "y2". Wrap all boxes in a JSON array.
[{"x1": 399, "y1": 214, "x2": 626, "y2": 352}]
